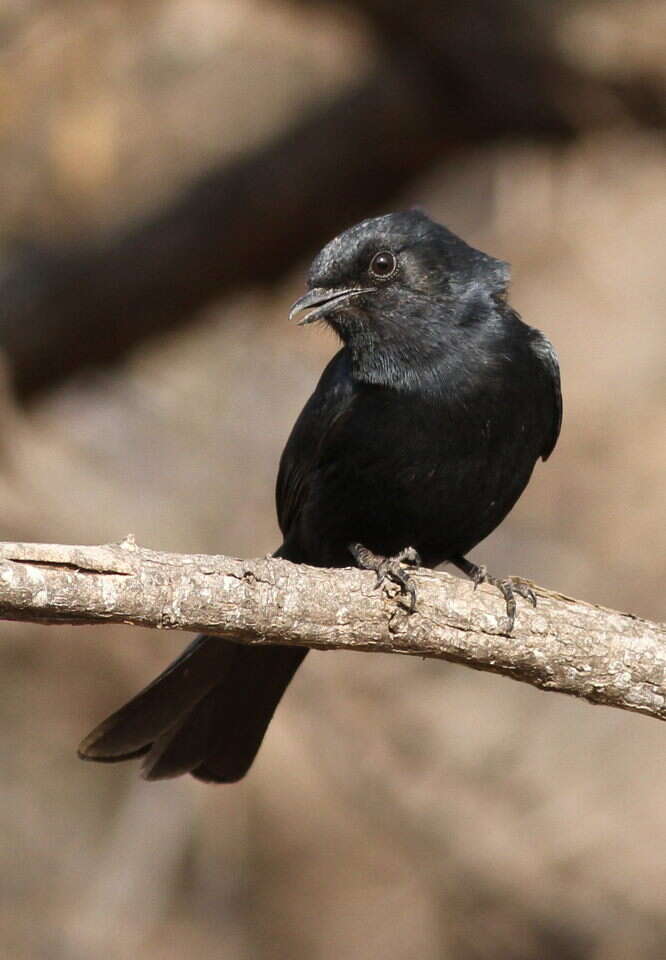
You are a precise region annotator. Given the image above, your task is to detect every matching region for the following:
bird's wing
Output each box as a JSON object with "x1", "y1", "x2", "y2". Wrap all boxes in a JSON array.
[
  {"x1": 276, "y1": 350, "x2": 356, "y2": 543},
  {"x1": 530, "y1": 329, "x2": 562, "y2": 461}
]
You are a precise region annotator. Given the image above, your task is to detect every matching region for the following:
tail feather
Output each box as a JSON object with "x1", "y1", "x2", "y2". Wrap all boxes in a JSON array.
[
  {"x1": 78, "y1": 638, "x2": 307, "y2": 783},
  {"x1": 190, "y1": 645, "x2": 307, "y2": 783},
  {"x1": 140, "y1": 693, "x2": 218, "y2": 781},
  {"x1": 140, "y1": 645, "x2": 307, "y2": 782},
  {"x1": 77, "y1": 635, "x2": 236, "y2": 762},
  {"x1": 79, "y1": 544, "x2": 308, "y2": 783}
]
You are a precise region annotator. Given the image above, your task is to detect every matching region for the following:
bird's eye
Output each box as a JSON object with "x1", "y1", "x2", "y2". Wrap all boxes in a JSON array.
[{"x1": 369, "y1": 250, "x2": 397, "y2": 280}]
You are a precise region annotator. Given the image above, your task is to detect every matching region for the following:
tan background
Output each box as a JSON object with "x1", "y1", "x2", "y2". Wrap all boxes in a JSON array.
[{"x1": 0, "y1": 2, "x2": 665, "y2": 957}]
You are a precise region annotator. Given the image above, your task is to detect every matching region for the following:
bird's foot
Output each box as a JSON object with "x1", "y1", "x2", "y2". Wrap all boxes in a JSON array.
[
  {"x1": 349, "y1": 543, "x2": 421, "y2": 613},
  {"x1": 453, "y1": 557, "x2": 536, "y2": 634}
]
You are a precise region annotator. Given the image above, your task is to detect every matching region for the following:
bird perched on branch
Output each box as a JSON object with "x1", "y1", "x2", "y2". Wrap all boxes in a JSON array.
[{"x1": 79, "y1": 211, "x2": 561, "y2": 784}]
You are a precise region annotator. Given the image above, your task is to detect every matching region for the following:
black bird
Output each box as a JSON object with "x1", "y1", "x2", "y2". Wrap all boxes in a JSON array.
[{"x1": 78, "y1": 211, "x2": 561, "y2": 783}]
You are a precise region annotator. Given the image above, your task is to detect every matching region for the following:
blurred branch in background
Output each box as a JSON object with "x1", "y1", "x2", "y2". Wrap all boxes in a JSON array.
[
  {"x1": 2, "y1": 0, "x2": 664, "y2": 400},
  {"x1": 1, "y1": 539, "x2": 664, "y2": 724}
]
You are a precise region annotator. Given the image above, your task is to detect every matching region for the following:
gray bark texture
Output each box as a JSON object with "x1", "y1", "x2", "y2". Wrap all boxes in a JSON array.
[{"x1": 0, "y1": 539, "x2": 664, "y2": 722}]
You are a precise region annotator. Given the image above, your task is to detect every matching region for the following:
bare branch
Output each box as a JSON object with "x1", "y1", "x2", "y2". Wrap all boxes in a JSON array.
[{"x1": 0, "y1": 539, "x2": 664, "y2": 723}]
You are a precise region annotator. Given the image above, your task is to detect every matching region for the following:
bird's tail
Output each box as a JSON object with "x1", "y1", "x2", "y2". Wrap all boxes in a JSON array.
[
  {"x1": 78, "y1": 548, "x2": 307, "y2": 783},
  {"x1": 78, "y1": 636, "x2": 306, "y2": 782}
]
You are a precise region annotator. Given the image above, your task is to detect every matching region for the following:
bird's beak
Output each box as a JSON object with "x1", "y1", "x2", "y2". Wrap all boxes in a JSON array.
[{"x1": 289, "y1": 287, "x2": 375, "y2": 325}]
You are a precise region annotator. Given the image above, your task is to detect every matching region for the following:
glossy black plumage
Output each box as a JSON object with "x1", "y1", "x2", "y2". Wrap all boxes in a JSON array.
[{"x1": 78, "y1": 211, "x2": 561, "y2": 783}]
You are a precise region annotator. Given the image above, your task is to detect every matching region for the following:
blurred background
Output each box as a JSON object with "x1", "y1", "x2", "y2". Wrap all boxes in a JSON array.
[{"x1": 0, "y1": 1, "x2": 665, "y2": 957}]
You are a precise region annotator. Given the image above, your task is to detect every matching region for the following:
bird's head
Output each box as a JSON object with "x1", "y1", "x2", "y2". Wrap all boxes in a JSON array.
[{"x1": 289, "y1": 211, "x2": 511, "y2": 388}]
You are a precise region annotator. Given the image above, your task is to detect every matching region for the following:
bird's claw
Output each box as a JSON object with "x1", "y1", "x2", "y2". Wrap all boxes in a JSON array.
[
  {"x1": 482, "y1": 574, "x2": 537, "y2": 633},
  {"x1": 471, "y1": 564, "x2": 487, "y2": 590},
  {"x1": 453, "y1": 557, "x2": 537, "y2": 634},
  {"x1": 350, "y1": 543, "x2": 421, "y2": 613},
  {"x1": 373, "y1": 559, "x2": 417, "y2": 613}
]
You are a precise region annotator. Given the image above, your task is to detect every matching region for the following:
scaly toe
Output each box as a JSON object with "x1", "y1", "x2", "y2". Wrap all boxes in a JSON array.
[
  {"x1": 495, "y1": 579, "x2": 517, "y2": 634},
  {"x1": 350, "y1": 543, "x2": 419, "y2": 614},
  {"x1": 396, "y1": 546, "x2": 421, "y2": 567},
  {"x1": 512, "y1": 580, "x2": 537, "y2": 607},
  {"x1": 472, "y1": 564, "x2": 488, "y2": 590},
  {"x1": 380, "y1": 560, "x2": 417, "y2": 612},
  {"x1": 454, "y1": 557, "x2": 536, "y2": 634}
]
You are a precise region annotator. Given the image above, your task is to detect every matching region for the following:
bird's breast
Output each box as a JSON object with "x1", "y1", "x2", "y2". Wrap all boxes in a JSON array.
[{"x1": 296, "y1": 378, "x2": 543, "y2": 567}]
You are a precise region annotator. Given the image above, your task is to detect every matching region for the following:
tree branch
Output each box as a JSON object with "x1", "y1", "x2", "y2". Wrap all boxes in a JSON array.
[{"x1": 0, "y1": 539, "x2": 664, "y2": 722}]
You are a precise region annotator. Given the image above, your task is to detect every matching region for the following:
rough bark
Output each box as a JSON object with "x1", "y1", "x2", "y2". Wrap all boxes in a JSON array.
[{"x1": 0, "y1": 539, "x2": 664, "y2": 723}]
